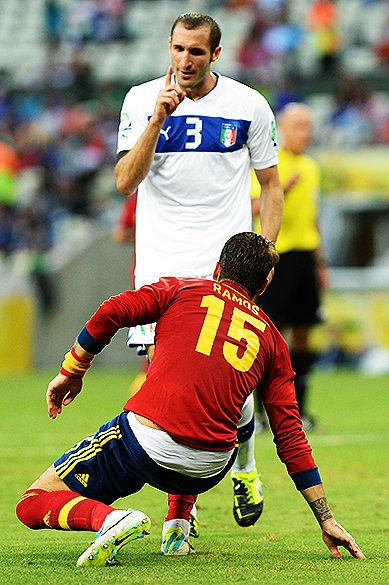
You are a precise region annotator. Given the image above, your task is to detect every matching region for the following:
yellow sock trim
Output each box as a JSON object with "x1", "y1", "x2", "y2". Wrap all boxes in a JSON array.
[{"x1": 58, "y1": 496, "x2": 87, "y2": 530}]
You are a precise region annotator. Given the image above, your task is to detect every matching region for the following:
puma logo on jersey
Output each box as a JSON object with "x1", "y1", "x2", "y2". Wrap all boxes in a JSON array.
[
  {"x1": 74, "y1": 473, "x2": 89, "y2": 487},
  {"x1": 160, "y1": 126, "x2": 171, "y2": 140}
]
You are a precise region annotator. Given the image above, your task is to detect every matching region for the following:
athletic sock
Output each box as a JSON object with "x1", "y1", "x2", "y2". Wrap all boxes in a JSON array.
[
  {"x1": 165, "y1": 493, "x2": 197, "y2": 523},
  {"x1": 232, "y1": 416, "x2": 256, "y2": 474},
  {"x1": 16, "y1": 489, "x2": 115, "y2": 531}
]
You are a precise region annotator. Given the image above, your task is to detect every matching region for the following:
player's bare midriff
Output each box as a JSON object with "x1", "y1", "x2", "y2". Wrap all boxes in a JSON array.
[{"x1": 134, "y1": 413, "x2": 164, "y2": 431}]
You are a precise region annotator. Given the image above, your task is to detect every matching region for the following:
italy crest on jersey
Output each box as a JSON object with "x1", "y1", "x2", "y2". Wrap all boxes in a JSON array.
[{"x1": 220, "y1": 123, "x2": 237, "y2": 148}]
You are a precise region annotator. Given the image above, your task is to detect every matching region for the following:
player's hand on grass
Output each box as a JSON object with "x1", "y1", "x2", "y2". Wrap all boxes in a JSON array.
[
  {"x1": 321, "y1": 518, "x2": 365, "y2": 559},
  {"x1": 46, "y1": 373, "x2": 83, "y2": 419}
]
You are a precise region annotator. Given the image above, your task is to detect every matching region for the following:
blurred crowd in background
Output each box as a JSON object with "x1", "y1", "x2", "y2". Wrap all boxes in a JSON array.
[{"x1": 1, "y1": 0, "x2": 389, "y2": 297}]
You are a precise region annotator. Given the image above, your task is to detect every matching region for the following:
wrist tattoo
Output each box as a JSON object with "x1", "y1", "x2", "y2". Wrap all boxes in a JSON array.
[{"x1": 309, "y1": 497, "x2": 333, "y2": 524}]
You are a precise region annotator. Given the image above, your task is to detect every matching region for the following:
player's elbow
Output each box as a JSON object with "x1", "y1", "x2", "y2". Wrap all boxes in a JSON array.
[
  {"x1": 115, "y1": 162, "x2": 137, "y2": 196},
  {"x1": 115, "y1": 173, "x2": 136, "y2": 196}
]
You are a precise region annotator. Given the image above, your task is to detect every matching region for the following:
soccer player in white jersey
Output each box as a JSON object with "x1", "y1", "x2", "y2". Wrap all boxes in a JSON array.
[{"x1": 114, "y1": 12, "x2": 284, "y2": 549}]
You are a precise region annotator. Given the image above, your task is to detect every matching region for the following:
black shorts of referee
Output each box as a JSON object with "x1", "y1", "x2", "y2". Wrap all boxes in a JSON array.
[{"x1": 256, "y1": 250, "x2": 323, "y2": 330}]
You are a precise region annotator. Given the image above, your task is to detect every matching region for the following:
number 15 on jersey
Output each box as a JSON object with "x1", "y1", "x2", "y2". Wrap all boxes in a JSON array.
[{"x1": 195, "y1": 295, "x2": 266, "y2": 372}]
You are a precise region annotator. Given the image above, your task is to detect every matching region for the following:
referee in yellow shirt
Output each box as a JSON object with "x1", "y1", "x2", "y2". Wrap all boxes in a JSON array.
[{"x1": 252, "y1": 102, "x2": 328, "y2": 430}]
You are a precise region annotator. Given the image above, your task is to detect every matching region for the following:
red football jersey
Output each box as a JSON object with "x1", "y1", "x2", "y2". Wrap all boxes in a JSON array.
[{"x1": 84, "y1": 277, "x2": 316, "y2": 476}]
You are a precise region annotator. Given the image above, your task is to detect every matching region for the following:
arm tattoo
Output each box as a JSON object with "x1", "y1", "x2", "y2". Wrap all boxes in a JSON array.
[{"x1": 309, "y1": 497, "x2": 333, "y2": 524}]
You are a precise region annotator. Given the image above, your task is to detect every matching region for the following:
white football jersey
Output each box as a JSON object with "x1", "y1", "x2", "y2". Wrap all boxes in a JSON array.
[{"x1": 117, "y1": 73, "x2": 278, "y2": 280}]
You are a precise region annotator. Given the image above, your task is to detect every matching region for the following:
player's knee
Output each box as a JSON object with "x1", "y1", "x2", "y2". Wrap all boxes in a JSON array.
[
  {"x1": 16, "y1": 489, "x2": 45, "y2": 529},
  {"x1": 237, "y1": 415, "x2": 255, "y2": 443}
]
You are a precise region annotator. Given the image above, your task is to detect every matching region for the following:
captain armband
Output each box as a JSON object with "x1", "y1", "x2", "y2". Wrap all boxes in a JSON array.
[{"x1": 60, "y1": 346, "x2": 93, "y2": 379}]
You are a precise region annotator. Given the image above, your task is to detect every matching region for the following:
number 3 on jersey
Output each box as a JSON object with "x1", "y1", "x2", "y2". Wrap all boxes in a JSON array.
[
  {"x1": 185, "y1": 117, "x2": 202, "y2": 149},
  {"x1": 195, "y1": 295, "x2": 266, "y2": 372}
]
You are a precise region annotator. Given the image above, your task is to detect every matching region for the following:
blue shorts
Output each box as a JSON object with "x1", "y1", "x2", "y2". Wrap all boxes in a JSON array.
[{"x1": 54, "y1": 412, "x2": 237, "y2": 504}]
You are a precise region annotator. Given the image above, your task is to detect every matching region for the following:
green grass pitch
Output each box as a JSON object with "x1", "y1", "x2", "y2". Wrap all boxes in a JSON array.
[{"x1": 1, "y1": 367, "x2": 389, "y2": 584}]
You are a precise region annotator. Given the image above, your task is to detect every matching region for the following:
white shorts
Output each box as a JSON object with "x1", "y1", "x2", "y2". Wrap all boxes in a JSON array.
[
  {"x1": 127, "y1": 412, "x2": 234, "y2": 478},
  {"x1": 127, "y1": 322, "x2": 156, "y2": 349}
]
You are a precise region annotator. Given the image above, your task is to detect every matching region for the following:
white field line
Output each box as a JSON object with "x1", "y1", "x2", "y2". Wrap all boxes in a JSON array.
[
  {"x1": 308, "y1": 433, "x2": 389, "y2": 447},
  {"x1": 255, "y1": 432, "x2": 389, "y2": 450},
  {"x1": 1, "y1": 432, "x2": 389, "y2": 459},
  {"x1": 1, "y1": 445, "x2": 64, "y2": 458},
  {"x1": 0, "y1": 433, "x2": 72, "y2": 458}
]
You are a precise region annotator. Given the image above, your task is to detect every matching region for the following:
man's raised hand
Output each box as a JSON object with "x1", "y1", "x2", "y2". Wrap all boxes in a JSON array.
[{"x1": 152, "y1": 66, "x2": 186, "y2": 124}]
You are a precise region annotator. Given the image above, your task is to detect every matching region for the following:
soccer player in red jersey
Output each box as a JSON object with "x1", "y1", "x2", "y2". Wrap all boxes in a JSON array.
[
  {"x1": 115, "y1": 12, "x2": 284, "y2": 533},
  {"x1": 16, "y1": 232, "x2": 364, "y2": 564}
]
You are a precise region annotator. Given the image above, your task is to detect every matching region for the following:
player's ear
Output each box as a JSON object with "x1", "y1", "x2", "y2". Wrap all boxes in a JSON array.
[
  {"x1": 256, "y1": 268, "x2": 274, "y2": 296},
  {"x1": 213, "y1": 262, "x2": 221, "y2": 281},
  {"x1": 211, "y1": 45, "x2": 222, "y2": 63}
]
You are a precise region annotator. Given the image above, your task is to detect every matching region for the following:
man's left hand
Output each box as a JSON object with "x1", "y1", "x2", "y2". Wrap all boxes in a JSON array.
[{"x1": 321, "y1": 518, "x2": 366, "y2": 559}]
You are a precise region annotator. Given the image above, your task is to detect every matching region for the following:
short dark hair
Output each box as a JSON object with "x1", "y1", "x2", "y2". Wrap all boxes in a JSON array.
[
  {"x1": 218, "y1": 232, "x2": 279, "y2": 299},
  {"x1": 170, "y1": 13, "x2": 222, "y2": 54}
]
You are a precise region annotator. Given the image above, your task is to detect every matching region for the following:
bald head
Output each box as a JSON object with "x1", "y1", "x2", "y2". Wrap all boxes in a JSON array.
[{"x1": 277, "y1": 103, "x2": 313, "y2": 155}]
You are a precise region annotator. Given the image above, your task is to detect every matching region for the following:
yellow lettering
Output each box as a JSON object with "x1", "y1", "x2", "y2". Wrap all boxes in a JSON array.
[
  {"x1": 195, "y1": 295, "x2": 225, "y2": 356},
  {"x1": 213, "y1": 283, "x2": 222, "y2": 295},
  {"x1": 223, "y1": 308, "x2": 267, "y2": 372},
  {"x1": 232, "y1": 293, "x2": 243, "y2": 305},
  {"x1": 195, "y1": 294, "x2": 267, "y2": 372}
]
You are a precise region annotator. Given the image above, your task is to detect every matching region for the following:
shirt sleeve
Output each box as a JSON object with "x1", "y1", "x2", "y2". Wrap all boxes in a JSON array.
[
  {"x1": 117, "y1": 86, "x2": 148, "y2": 153},
  {"x1": 79, "y1": 278, "x2": 180, "y2": 351},
  {"x1": 260, "y1": 335, "x2": 320, "y2": 489},
  {"x1": 248, "y1": 92, "x2": 279, "y2": 170}
]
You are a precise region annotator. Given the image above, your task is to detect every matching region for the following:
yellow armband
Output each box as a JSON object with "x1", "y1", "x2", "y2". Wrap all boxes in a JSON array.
[{"x1": 60, "y1": 347, "x2": 92, "y2": 378}]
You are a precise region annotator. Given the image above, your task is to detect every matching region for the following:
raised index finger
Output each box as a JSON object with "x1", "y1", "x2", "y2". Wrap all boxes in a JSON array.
[{"x1": 165, "y1": 65, "x2": 173, "y2": 87}]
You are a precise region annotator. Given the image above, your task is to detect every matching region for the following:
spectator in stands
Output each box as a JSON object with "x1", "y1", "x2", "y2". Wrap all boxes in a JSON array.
[
  {"x1": 0, "y1": 138, "x2": 20, "y2": 257},
  {"x1": 328, "y1": 75, "x2": 389, "y2": 147},
  {"x1": 306, "y1": 0, "x2": 341, "y2": 76},
  {"x1": 0, "y1": 138, "x2": 20, "y2": 208},
  {"x1": 44, "y1": 0, "x2": 65, "y2": 48}
]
